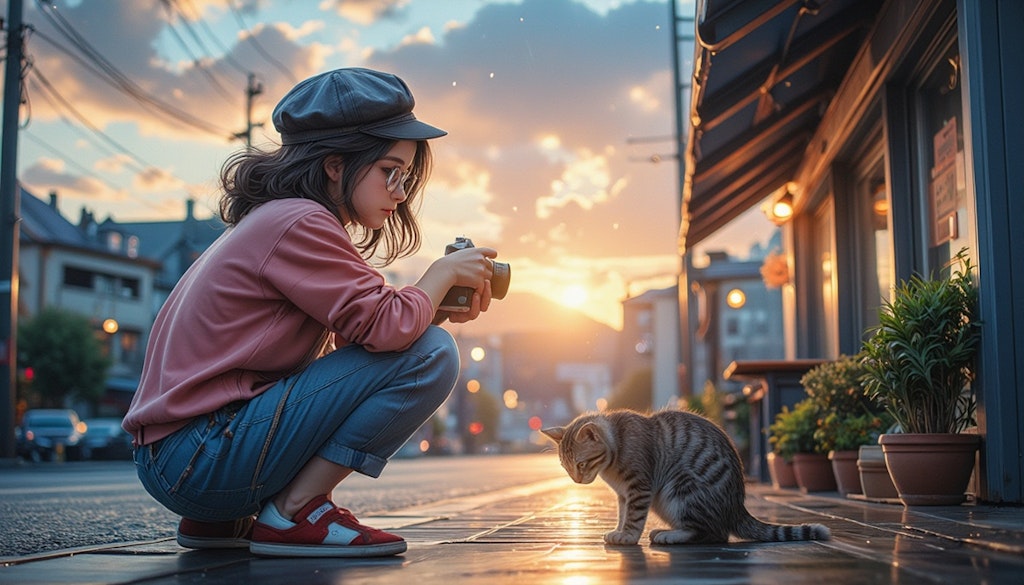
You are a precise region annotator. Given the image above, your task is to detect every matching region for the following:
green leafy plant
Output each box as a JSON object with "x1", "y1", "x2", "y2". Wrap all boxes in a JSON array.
[
  {"x1": 861, "y1": 249, "x2": 980, "y2": 434},
  {"x1": 768, "y1": 398, "x2": 822, "y2": 460},
  {"x1": 801, "y1": 354, "x2": 870, "y2": 413},
  {"x1": 802, "y1": 354, "x2": 892, "y2": 452},
  {"x1": 815, "y1": 411, "x2": 890, "y2": 452}
]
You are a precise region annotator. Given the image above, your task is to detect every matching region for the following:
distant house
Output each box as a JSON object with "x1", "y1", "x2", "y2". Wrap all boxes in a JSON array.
[
  {"x1": 19, "y1": 189, "x2": 158, "y2": 415},
  {"x1": 17, "y1": 188, "x2": 220, "y2": 416},
  {"x1": 102, "y1": 198, "x2": 225, "y2": 307},
  {"x1": 619, "y1": 286, "x2": 680, "y2": 410}
]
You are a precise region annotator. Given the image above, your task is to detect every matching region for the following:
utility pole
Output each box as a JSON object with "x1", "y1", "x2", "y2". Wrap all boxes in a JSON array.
[
  {"x1": 671, "y1": 0, "x2": 695, "y2": 400},
  {"x1": 233, "y1": 73, "x2": 263, "y2": 148},
  {"x1": 0, "y1": 0, "x2": 24, "y2": 462}
]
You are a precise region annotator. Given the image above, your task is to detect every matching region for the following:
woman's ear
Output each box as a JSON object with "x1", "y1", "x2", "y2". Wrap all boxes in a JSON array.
[{"x1": 323, "y1": 155, "x2": 344, "y2": 182}]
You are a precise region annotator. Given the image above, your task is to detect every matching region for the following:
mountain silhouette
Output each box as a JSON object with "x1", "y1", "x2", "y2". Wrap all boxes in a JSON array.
[{"x1": 442, "y1": 291, "x2": 614, "y2": 336}]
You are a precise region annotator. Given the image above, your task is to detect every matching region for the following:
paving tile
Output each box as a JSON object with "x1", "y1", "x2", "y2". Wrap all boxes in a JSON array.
[{"x1": 2, "y1": 480, "x2": 1023, "y2": 585}]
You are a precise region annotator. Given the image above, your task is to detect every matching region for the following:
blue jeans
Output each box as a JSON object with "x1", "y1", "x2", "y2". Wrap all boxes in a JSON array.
[{"x1": 133, "y1": 326, "x2": 458, "y2": 521}]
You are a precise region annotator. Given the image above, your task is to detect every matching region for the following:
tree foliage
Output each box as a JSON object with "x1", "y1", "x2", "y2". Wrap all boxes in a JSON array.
[
  {"x1": 467, "y1": 387, "x2": 500, "y2": 444},
  {"x1": 18, "y1": 308, "x2": 110, "y2": 408},
  {"x1": 607, "y1": 367, "x2": 653, "y2": 412}
]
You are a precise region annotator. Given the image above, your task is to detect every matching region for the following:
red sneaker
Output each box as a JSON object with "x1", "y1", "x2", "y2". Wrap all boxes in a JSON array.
[
  {"x1": 176, "y1": 516, "x2": 254, "y2": 549},
  {"x1": 250, "y1": 495, "x2": 407, "y2": 558}
]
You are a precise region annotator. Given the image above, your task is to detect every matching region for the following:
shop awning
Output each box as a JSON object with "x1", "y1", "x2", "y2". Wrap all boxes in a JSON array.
[{"x1": 680, "y1": 0, "x2": 882, "y2": 250}]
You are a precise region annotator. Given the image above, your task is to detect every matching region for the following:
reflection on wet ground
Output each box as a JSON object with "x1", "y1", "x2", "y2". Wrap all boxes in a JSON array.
[{"x1": 3, "y1": 479, "x2": 1022, "y2": 584}]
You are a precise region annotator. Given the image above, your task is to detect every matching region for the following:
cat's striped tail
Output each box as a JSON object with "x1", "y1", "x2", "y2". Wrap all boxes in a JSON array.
[{"x1": 735, "y1": 512, "x2": 831, "y2": 542}]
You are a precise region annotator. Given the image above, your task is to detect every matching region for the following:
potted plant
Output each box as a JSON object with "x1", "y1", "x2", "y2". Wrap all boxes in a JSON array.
[
  {"x1": 768, "y1": 398, "x2": 836, "y2": 493},
  {"x1": 817, "y1": 412, "x2": 890, "y2": 496},
  {"x1": 765, "y1": 405, "x2": 798, "y2": 489},
  {"x1": 801, "y1": 355, "x2": 892, "y2": 497},
  {"x1": 857, "y1": 443, "x2": 899, "y2": 501},
  {"x1": 861, "y1": 249, "x2": 981, "y2": 505}
]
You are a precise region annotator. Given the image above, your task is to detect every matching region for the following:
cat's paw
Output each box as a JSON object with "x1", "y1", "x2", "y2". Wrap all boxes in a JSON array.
[
  {"x1": 603, "y1": 530, "x2": 641, "y2": 546},
  {"x1": 650, "y1": 528, "x2": 697, "y2": 545}
]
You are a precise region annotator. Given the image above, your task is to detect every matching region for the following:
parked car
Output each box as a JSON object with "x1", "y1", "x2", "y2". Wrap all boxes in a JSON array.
[
  {"x1": 15, "y1": 409, "x2": 88, "y2": 462},
  {"x1": 81, "y1": 418, "x2": 134, "y2": 460}
]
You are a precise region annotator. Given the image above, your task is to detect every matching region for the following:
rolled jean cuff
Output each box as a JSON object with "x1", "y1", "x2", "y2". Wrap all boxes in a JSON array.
[{"x1": 318, "y1": 440, "x2": 388, "y2": 478}]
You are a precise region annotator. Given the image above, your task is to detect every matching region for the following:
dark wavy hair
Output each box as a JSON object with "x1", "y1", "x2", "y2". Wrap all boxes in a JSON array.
[{"x1": 218, "y1": 135, "x2": 433, "y2": 265}]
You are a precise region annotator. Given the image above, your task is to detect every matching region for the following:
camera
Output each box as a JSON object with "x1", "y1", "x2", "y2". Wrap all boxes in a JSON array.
[{"x1": 440, "y1": 237, "x2": 511, "y2": 309}]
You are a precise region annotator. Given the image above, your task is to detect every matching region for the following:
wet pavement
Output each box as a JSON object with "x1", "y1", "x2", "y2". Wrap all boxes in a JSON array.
[{"x1": 2, "y1": 477, "x2": 1022, "y2": 584}]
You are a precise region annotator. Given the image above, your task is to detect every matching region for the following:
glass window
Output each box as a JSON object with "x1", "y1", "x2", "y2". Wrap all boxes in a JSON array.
[
  {"x1": 119, "y1": 329, "x2": 143, "y2": 368},
  {"x1": 856, "y1": 161, "x2": 892, "y2": 335},
  {"x1": 916, "y1": 41, "x2": 970, "y2": 270},
  {"x1": 808, "y1": 200, "x2": 838, "y2": 358},
  {"x1": 120, "y1": 277, "x2": 140, "y2": 299},
  {"x1": 63, "y1": 266, "x2": 93, "y2": 289}
]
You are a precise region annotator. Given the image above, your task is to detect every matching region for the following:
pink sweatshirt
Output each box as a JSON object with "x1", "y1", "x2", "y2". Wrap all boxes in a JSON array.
[{"x1": 123, "y1": 199, "x2": 434, "y2": 445}]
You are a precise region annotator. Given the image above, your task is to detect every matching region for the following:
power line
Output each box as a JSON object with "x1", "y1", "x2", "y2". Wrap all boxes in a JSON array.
[
  {"x1": 28, "y1": 26, "x2": 231, "y2": 140},
  {"x1": 178, "y1": 0, "x2": 252, "y2": 77},
  {"x1": 33, "y1": 0, "x2": 235, "y2": 139},
  {"x1": 16, "y1": 1, "x2": 277, "y2": 210},
  {"x1": 21, "y1": 130, "x2": 170, "y2": 215},
  {"x1": 21, "y1": 129, "x2": 113, "y2": 183},
  {"x1": 226, "y1": 0, "x2": 297, "y2": 84},
  {"x1": 27, "y1": 67, "x2": 155, "y2": 173},
  {"x1": 158, "y1": 0, "x2": 238, "y2": 105}
]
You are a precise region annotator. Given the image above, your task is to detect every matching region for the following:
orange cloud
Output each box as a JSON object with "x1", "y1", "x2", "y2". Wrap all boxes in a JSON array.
[{"x1": 320, "y1": 0, "x2": 411, "y2": 26}]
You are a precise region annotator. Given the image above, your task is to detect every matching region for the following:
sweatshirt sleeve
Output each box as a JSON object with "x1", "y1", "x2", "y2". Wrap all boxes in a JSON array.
[{"x1": 261, "y1": 208, "x2": 434, "y2": 352}]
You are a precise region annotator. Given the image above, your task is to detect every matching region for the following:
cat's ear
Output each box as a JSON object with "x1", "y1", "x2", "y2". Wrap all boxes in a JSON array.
[
  {"x1": 540, "y1": 427, "x2": 565, "y2": 443},
  {"x1": 577, "y1": 422, "x2": 602, "y2": 443}
]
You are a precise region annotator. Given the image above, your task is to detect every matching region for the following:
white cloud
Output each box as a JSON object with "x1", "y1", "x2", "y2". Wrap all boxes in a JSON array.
[
  {"x1": 22, "y1": 158, "x2": 130, "y2": 204},
  {"x1": 400, "y1": 26, "x2": 437, "y2": 47},
  {"x1": 417, "y1": 160, "x2": 504, "y2": 247},
  {"x1": 535, "y1": 144, "x2": 627, "y2": 219},
  {"x1": 93, "y1": 155, "x2": 134, "y2": 175},
  {"x1": 132, "y1": 167, "x2": 186, "y2": 193}
]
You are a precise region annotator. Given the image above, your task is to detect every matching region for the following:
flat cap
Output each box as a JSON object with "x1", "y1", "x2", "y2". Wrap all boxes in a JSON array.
[{"x1": 272, "y1": 68, "x2": 446, "y2": 145}]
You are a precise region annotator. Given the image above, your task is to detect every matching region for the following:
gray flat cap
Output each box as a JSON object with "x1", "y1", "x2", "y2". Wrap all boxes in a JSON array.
[{"x1": 273, "y1": 68, "x2": 447, "y2": 144}]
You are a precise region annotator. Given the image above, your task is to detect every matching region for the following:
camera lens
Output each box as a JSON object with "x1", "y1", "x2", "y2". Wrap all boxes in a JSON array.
[{"x1": 490, "y1": 261, "x2": 511, "y2": 299}]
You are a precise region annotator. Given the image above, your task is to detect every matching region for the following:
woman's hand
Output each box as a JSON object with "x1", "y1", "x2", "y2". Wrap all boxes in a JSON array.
[
  {"x1": 437, "y1": 279, "x2": 492, "y2": 324},
  {"x1": 416, "y1": 246, "x2": 498, "y2": 321}
]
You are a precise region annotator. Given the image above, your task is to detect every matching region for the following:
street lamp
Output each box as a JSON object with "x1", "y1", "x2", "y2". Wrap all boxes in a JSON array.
[
  {"x1": 725, "y1": 289, "x2": 746, "y2": 309},
  {"x1": 503, "y1": 389, "x2": 518, "y2": 409}
]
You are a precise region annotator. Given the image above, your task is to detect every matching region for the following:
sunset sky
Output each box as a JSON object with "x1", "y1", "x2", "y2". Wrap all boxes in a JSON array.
[{"x1": 2, "y1": 0, "x2": 776, "y2": 329}]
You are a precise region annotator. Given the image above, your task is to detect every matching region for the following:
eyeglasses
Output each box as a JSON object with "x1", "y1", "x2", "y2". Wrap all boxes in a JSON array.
[{"x1": 384, "y1": 166, "x2": 417, "y2": 194}]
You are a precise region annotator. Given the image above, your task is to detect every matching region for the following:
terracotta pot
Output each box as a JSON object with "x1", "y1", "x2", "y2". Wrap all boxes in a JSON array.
[
  {"x1": 792, "y1": 452, "x2": 837, "y2": 493},
  {"x1": 767, "y1": 452, "x2": 798, "y2": 489},
  {"x1": 858, "y1": 445, "x2": 898, "y2": 500},
  {"x1": 878, "y1": 433, "x2": 981, "y2": 506},
  {"x1": 829, "y1": 450, "x2": 862, "y2": 496}
]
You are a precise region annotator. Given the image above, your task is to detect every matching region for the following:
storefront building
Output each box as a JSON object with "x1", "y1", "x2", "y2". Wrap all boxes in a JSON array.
[{"x1": 680, "y1": 0, "x2": 1022, "y2": 503}]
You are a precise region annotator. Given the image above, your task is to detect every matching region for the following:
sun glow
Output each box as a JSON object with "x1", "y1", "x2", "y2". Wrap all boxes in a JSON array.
[{"x1": 560, "y1": 285, "x2": 589, "y2": 308}]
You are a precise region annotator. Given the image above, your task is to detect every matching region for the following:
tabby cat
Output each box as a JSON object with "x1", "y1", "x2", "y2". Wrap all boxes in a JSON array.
[{"x1": 542, "y1": 409, "x2": 831, "y2": 545}]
